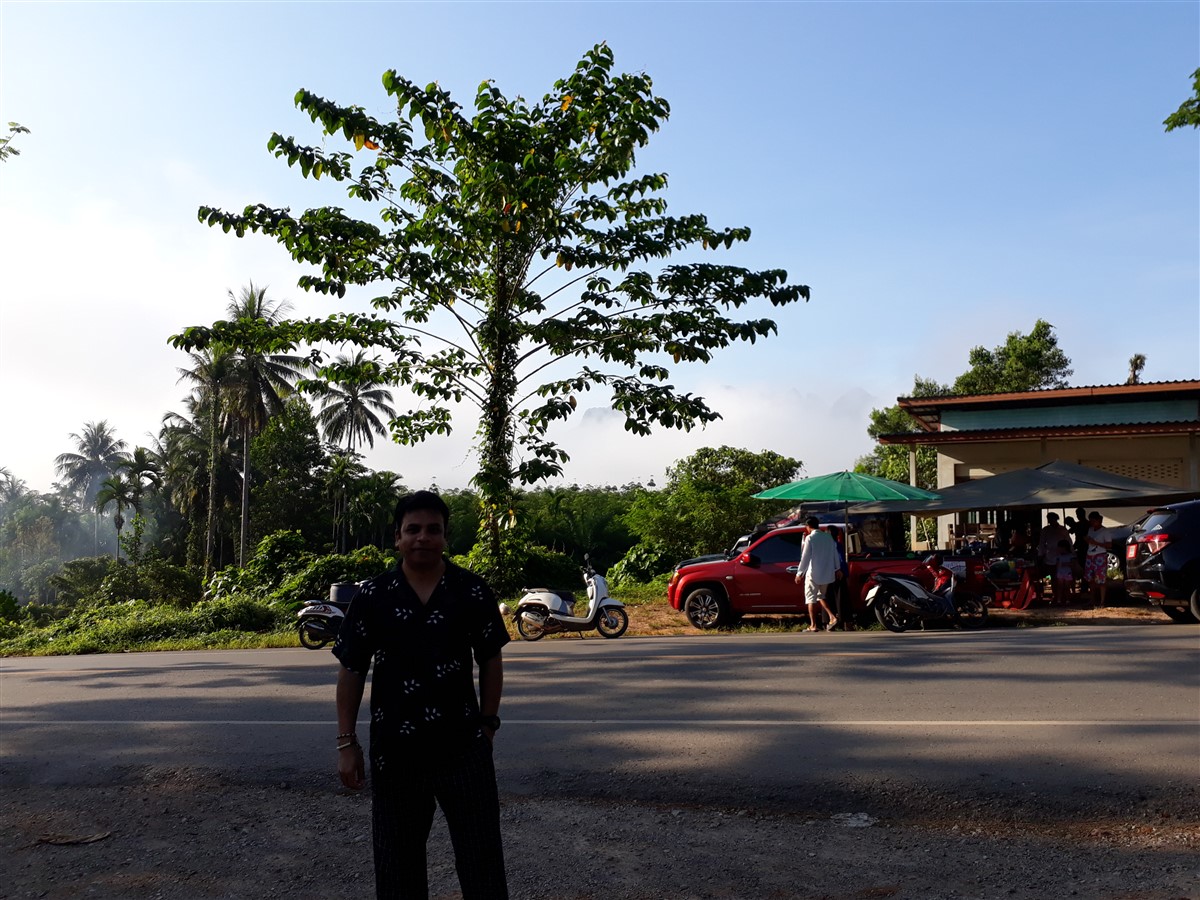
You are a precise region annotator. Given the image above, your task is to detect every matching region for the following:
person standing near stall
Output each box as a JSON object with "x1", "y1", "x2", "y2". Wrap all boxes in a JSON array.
[
  {"x1": 795, "y1": 517, "x2": 841, "y2": 632},
  {"x1": 1084, "y1": 511, "x2": 1115, "y2": 609}
]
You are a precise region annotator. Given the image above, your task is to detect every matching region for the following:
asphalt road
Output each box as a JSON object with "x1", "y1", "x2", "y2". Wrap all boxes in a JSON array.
[{"x1": 3, "y1": 626, "x2": 1198, "y2": 805}]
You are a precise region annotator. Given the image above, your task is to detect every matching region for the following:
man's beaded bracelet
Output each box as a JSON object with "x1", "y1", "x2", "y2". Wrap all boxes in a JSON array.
[{"x1": 336, "y1": 732, "x2": 359, "y2": 750}]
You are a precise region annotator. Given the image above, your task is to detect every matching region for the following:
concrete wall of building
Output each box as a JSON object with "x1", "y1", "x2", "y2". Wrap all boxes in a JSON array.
[{"x1": 925, "y1": 434, "x2": 1198, "y2": 549}]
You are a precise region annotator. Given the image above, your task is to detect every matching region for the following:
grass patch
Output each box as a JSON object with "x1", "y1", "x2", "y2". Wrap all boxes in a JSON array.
[{"x1": 0, "y1": 596, "x2": 296, "y2": 657}]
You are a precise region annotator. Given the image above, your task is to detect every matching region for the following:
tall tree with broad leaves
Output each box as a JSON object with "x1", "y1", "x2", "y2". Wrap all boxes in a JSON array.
[
  {"x1": 951, "y1": 320, "x2": 1072, "y2": 396},
  {"x1": 173, "y1": 44, "x2": 810, "y2": 584},
  {"x1": 0, "y1": 122, "x2": 29, "y2": 162},
  {"x1": 625, "y1": 446, "x2": 802, "y2": 566},
  {"x1": 54, "y1": 420, "x2": 128, "y2": 554},
  {"x1": 1164, "y1": 68, "x2": 1200, "y2": 131},
  {"x1": 309, "y1": 350, "x2": 397, "y2": 453},
  {"x1": 222, "y1": 282, "x2": 311, "y2": 565}
]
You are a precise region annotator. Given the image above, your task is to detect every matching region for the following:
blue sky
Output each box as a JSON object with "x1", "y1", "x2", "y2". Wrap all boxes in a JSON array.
[{"x1": 1, "y1": 1, "x2": 1197, "y2": 493}]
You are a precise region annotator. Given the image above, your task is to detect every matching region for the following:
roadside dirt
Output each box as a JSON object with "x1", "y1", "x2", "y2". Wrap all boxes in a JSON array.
[
  {"x1": 4, "y1": 597, "x2": 1196, "y2": 900},
  {"x1": 4, "y1": 764, "x2": 1198, "y2": 899},
  {"x1": 578, "y1": 588, "x2": 1181, "y2": 639}
]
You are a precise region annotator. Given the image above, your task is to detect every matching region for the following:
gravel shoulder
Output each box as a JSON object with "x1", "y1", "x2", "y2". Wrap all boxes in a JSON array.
[{"x1": 5, "y1": 766, "x2": 1199, "y2": 900}]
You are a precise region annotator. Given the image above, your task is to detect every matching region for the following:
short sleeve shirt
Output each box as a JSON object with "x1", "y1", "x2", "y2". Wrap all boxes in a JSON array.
[
  {"x1": 1086, "y1": 526, "x2": 1114, "y2": 557},
  {"x1": 332, "y1": 560, "x2": 509, "y2": 765}
]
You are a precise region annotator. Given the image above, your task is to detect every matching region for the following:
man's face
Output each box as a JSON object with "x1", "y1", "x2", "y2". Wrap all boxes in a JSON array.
[{"x1": 395, "y1": 509, "x2": 447, "y2": 567}]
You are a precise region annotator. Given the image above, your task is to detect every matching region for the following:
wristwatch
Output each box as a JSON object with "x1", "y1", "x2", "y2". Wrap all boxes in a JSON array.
[{"x1": 480, "y1": 715, "x2": 501, "y2": 731}]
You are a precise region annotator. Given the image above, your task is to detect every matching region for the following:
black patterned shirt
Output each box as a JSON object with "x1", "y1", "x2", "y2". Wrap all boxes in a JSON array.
[{"x1": 332, "y1": 560, "x2": 509, "y2": 767}]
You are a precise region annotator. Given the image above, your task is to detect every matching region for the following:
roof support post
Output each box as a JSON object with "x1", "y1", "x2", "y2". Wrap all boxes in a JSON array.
[{"x1": 909, "y1": 447, "x2": 919, "y2": 550}]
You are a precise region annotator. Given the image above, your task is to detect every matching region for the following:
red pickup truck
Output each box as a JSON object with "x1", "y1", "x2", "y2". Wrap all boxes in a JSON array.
[{"x1": 667, "y1": 525, "x2": 988, "y2": 629}]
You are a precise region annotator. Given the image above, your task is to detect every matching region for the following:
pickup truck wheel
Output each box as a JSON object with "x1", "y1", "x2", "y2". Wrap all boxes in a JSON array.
[
  {"x1": 684, "y1": 587, "x2": 728, "y2": 629},
  {"x1": 1191, "y1": 590, "x2": 1200, "y2": 622}
]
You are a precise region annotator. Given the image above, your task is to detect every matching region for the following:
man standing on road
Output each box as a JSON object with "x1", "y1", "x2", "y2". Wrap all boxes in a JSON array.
[
  {"x1": 795, "y1": 516, "x2": 841, "y2": 632},
  {"x1": 333, "y1": 490, "x2": 510, "y2": 899}
]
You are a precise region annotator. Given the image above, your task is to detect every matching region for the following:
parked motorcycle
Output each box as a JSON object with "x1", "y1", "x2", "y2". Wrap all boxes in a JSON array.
[
  {"x1": 297, "y1": 582, "x2": 360, "y2": 649},
  {"x1": 515, "y1": 555, "x2": 628, "y2": 641},
  {"x1": 864, "y1": 568, "x2": 988, "y2": 633}
]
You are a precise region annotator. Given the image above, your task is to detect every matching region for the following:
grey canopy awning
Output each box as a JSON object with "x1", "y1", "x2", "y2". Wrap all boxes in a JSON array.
[{"x1": 849, "y1": 460, "x2": 1198, "y2": 516}]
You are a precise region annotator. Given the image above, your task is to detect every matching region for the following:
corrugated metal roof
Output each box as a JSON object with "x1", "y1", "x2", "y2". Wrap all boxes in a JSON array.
[
  {"x1": 878, "y1": 420, "x2": 1200, "y2": 445},
  {"x1": 895, "y1": 381, "x2": 1200, "y2": 432},
  {"x1": 898, "y1": 379, "x2": 1200, "y2": 403}
]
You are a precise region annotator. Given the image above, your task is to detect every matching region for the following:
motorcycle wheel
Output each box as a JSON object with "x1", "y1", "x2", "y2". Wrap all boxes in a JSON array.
[
  {"x1": 596, "y1": 606, "x2": 629, "y2": 639},
  {"x1": 515, "y1": 608, "x2": 547, "y2": 641},
  {"x1": 297, "y1": 621, "x2": 330, "y2": 649},
  {"x1": 954, "y1": 593, "x2": 989, "y2": 630},
  {"x1": 874, "y1": 595, "x2": 914, "y2": 633}
]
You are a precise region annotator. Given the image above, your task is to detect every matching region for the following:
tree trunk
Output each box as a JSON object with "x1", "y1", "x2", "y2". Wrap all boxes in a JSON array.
[
  {"x1": 474, "y1": 280, "x2": 519, "y2": 583},
  {"x1": 239, "y1": 423, "x2": 250, "y2": 567},
  {"x1": 205, "y1": 397, "x2": 219, "y2": 576}
]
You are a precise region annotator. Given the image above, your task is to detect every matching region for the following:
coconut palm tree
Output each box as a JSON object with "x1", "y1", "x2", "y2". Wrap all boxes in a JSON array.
[
  {"x1": 95, "y1": 474, "x2": 137, "y2": 560},
  {"x1": 54, "y1": 420, "x2": 128, "y2": 554},
  {"x1": 1126, "y1": 353, "x2": 1147, "y2": 385},
  {"x1": 311, "y1": 351, "x2": 398, "y2": 453},
  {"x1": 178, "y1": 347, "x2": 240, "y2": 575},
  {"x1": 118, "y1": 447, "x2": 163, "y2": 513},
  {"x1": 156, "y1": 407, "x2": 211, "y2": 567},
  {"x1": 326, "y1": 451, "x2": 367, "y2": 553},
  {"x1": 349, "y1": 469, "x2": 404, "y2": 549},
  {"x1": 0, "y1": 467, "x2": 26, "y2": 506},
  {"x1": 222, "y1": 283, "x2": 310, "y2": 565}
]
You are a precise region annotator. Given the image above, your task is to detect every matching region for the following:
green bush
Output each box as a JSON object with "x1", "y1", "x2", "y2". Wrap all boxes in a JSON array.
[
  {"x1": 0, "y1": 589, "x2": 19, "y2": 623},
  {"x1": 608, "y1": 542, "x2": 674, "y2": 588},
  {"x1": 141, "y1": 559, "x2": 203, "y2": 608},
  {"x1": 520, "y1": 545, "x2": 581, "y2": 592},
  {"x1": 217, "y1": 530, "x2": 312, "y2": 599},
  {"x1": 90, "y1": 563, "x2": 149, "y2": 607},
  {"x1": 0, "y1": 595, "x2": 285, "y2": 656},
  {"x1": 50, "y1": 557, "x2": 115, "y2": 605},
  {"x1": 271, "y1": 545, "x2": 395, "y2": 608}
]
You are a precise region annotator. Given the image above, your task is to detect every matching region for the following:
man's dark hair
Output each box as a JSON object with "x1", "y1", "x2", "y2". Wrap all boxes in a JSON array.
[
  {"x1": 805, "y1": 516, "x2": 821, "y2": 528},
  {"x1": 394, "y1": 490, "x2": 451, "y2": 532}
]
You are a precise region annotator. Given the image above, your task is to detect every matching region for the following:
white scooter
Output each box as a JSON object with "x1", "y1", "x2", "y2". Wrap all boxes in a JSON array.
[
  {"x1": 296, "y1": 582, "x2": 360, "y2": 649},
  {"x1": 515, "y1": 555, "x2": 628, "y2": 641}
]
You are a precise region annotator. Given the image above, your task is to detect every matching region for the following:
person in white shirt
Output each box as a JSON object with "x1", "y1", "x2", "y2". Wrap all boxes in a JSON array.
[{"x1": 794, "y1": 517, "x2": 841, "y2": 632}]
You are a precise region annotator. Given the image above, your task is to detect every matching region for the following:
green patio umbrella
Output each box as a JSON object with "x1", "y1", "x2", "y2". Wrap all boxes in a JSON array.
[{"x1": 752, "y1": 471, "x2": 942, "y2": 503}]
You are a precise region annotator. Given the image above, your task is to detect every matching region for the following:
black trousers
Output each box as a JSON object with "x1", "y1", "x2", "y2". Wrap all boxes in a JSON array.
[{"x1": 371, "y1": 736, "x2": 508, "y2": 900}]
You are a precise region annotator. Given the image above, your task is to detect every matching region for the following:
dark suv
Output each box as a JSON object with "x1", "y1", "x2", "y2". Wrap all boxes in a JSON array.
[{"x1": 1125, "y1": 499, "x2": 1200, "y2": 623}]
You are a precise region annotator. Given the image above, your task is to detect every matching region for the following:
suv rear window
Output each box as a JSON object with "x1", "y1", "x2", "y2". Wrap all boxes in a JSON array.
[{"x1": 1134, "y1": 510, "x2": 1177, "y2": 534}]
